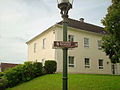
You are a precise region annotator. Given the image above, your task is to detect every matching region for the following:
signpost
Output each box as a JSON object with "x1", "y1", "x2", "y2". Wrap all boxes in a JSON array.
[
  {"x1": 53, "y1": 40, "x2": 78, "y2": 90},
  {"x1": 57, "y1": 0, "x2": 74, "y2": 90},
  {"x1": 54, "y1": 41, "x2": 78, "y2": 48}
]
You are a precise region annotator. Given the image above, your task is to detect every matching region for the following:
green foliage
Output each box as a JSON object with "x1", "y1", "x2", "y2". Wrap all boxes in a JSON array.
[
  {"x1": 3, "y1": 61, "x2": 43, "y2": 88},
  {"x1": 0, "y1": 83, "x2": 5, "y2": 90},
  {"x1": 0, "y1": 77, "x2": 6, "y2": 90},
  {"x1": 44, "y1": 60, "x2": 57, "y2": 74},
  {"x1": 102, "y1": 35, "x2": 120, "y2": 63},
  {"x1": 0, "y1": 72, "x2": 4, "y2": 77},
  {"x1": 101, "y1": 0, "x2": 120, "y2": 63},
  {"x1": 32, "y1": 62, "x2": 43, "y2": 76}
]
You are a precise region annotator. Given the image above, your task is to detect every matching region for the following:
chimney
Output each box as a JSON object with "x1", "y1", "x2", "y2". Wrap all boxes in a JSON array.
[{"x1": 79, "y1": 18, "x2": 84, "y2": 22}]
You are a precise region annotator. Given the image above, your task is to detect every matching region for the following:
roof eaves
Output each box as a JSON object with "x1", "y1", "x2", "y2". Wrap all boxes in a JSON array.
[{"x1": 26, "y1": 24, "x2": 56, "y2": 44}]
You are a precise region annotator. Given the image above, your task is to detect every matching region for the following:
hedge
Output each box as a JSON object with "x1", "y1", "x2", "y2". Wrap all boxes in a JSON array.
[
  {"x1": 2, "y1": 60, "x2": 57, "y2": 88},
  {"x1": 0, "y1": 77, "x2": 5, "y2": 90},
  {"x1": 0, "y1": 72, "x2": 4, "y2": 77},
  {"x1": 44, "y1": 60, "x2": 57, "y2": 74},
  {"x1": 3, "y1": 61, "x2": 43, "y2": 88}
]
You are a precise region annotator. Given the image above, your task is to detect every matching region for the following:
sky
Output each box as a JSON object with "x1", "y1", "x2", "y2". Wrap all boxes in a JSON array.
[{"x1": 0, "y1": 0, "x2": 111, "y2": 64}]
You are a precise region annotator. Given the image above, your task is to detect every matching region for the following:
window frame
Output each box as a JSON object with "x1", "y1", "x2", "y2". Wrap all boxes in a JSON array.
[
  {"x1": 34, "y1": 43, "x2": 36, "y2": 53},
  {"x1": 43, "y1": 38, "x2": 46, "y2": 49},
  {"x1": 98, "y1": 40, "x2": 102, "y2": 50},
  {"x1": 84, "y1": 38, "x2": 89, "y2": 48},
  {"x1": 84, "y1": 58, "x2": 90, "y2": 68},
  {"x1": 99, "y1": 59, "x2": 104, "y2": 69},
  {"x1": 68, "y1": 56, "x2": 75, "y2": 68},
  {"x1": 68, "y1": 35, "x2": 74, "y2": 42}
]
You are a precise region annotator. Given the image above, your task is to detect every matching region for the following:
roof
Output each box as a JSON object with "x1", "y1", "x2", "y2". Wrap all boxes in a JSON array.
[
  {"x1": 26, "y1": 25, "x2": 55, "y2": 44},
  {"x1": 1, "y1": 63, "x2": 19, "y2": 72},
  {"x1": 26, "y1": 18, "x2": 107, "y2": 44},
  {"x1": 57, "y1": 18, "x2": 107, "y2": 34}
]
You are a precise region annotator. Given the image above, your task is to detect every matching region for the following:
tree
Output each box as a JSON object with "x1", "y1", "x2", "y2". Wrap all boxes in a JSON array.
[{"x1": 101, "y1": 0, "x2": 120, "y2": 64}]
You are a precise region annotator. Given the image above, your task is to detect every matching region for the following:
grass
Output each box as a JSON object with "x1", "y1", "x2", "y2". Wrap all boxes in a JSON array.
[{"x1": 7, "y1": 74, "x2": 120, "y2": 90}]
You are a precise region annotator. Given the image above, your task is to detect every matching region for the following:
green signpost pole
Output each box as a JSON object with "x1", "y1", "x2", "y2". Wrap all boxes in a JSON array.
[
  {"x1": 62, "y1": 16, "x2": 68, "y2": 90},
  {"x1": 57, "y1": 1, "x2": 74, "y2": 90}
]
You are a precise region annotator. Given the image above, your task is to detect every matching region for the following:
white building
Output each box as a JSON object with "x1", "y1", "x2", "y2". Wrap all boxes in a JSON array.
[{"x1": 26, "y1": 18, "x2": 120, "y2": 75}]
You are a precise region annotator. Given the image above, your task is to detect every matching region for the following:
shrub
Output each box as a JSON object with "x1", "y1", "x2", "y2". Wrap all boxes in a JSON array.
[
  {"x1": 0, "y1": 77, "x2": 6, "y2": 90},
  {"x1": 22, "y1": 62, "x2": 34, "y2": 81},
  {"x1": 44, "y1": 60, "x2": 57, "y2": 74},
  {"x1": 0, "y1": 72, "x2": 4, "y2": 77},
  {"x1": 3, "y1": 61, "x2": 43, "y2": 88},
  {"x1": 33, "y1": 62, "x2": 43, "y2": 76},
  {"x1": 0, "y1": 83, "x2": 5, "y2": 90},
  {"x1": 4, "y1": 65, "x2": 22, "y2": 87},
  {"x1": 42, "y1": 66, "x2": 46, "y2": 75}
]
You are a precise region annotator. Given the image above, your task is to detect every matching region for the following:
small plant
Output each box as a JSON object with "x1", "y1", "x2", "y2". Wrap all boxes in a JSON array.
[{"x1": 44, "y1": 60, "x2": 57, "y2": 74}]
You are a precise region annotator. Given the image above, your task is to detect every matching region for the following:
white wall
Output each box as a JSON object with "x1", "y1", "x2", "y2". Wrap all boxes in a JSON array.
[{"x1": 55, "y1": 25, "x2": 112, "y2": 74}]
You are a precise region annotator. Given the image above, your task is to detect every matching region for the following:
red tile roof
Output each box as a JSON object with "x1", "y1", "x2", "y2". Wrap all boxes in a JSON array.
[{"x1": 1, "y1": 63, "x2": 19, "y2": 72}]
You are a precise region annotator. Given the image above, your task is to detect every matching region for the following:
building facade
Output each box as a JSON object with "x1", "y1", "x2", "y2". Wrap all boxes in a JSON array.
[{"x1": 26, "y1": 18, "x2": 120, "y2": 75}]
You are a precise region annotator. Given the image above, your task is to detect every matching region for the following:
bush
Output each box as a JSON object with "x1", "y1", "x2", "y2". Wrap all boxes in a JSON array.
[
  {"x1": 0, "y1": 83, "x2": 5, "y2": 90},
  {"x1": 3, "y1": 61, "x2": 43, "y2": 88},
  {"x1": 0, "y1": 78, "x2": 5, "y2": 90},
  {"x1": 44, "y1": 60, "x2": 57, "y2": 74},
  {"x1": 0, "y1": 72, "x2": 4, "y2": 77},
  {"x1": 42, "y1": 66, "x2": 47, "y2": 75}
]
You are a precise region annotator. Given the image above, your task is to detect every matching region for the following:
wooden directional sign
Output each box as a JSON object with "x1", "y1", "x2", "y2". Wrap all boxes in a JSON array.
[{"x1": 53, "y1": 41, "x2": 78, "y2": 49}]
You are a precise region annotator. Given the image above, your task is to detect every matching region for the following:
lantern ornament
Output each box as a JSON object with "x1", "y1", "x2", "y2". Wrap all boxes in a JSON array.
[{"x1": 57, "y1": 0, "x2": 74, "y2": 18}]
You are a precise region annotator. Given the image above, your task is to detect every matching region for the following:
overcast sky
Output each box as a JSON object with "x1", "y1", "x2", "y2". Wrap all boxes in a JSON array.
[{"x1": 0, "y1": 0, "x2": 111, "y2": 64}]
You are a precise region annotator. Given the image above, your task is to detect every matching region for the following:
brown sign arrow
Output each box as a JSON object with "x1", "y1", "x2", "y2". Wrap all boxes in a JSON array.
[{"x1": 53, "y1": 41, "x2": 78, "y2": 49}]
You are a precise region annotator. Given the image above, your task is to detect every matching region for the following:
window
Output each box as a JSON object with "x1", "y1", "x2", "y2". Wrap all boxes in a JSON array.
[
  {"x1": 68, "y1": 56, "x2": 74, "y2": 67},
  {"x1": 68, "y1": 35, "x2": 74, "y2": 42},
  {"x1": 34, "y1": 43, "x2": 36, "y2": 53},
  {"x1": 98, "y1": 40, "x2": 102, "y2": 50},
  {"x1": 85, "y1": 58, "x2": 90, "y2": 68},
  {"x1": 84, "y1": 38, "x2": 89, "y2": 48},
  {"x1": 99, "y1": 59, "x2": 103, "y2": 69},
  {"x1": 43, "y1": 38, "x2": 46, "y2": 49}
]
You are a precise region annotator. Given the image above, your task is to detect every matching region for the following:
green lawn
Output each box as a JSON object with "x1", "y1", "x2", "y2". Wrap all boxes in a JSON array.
[{"x1": 7, "y1": 74, "x2": 120, "y2": 90}]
